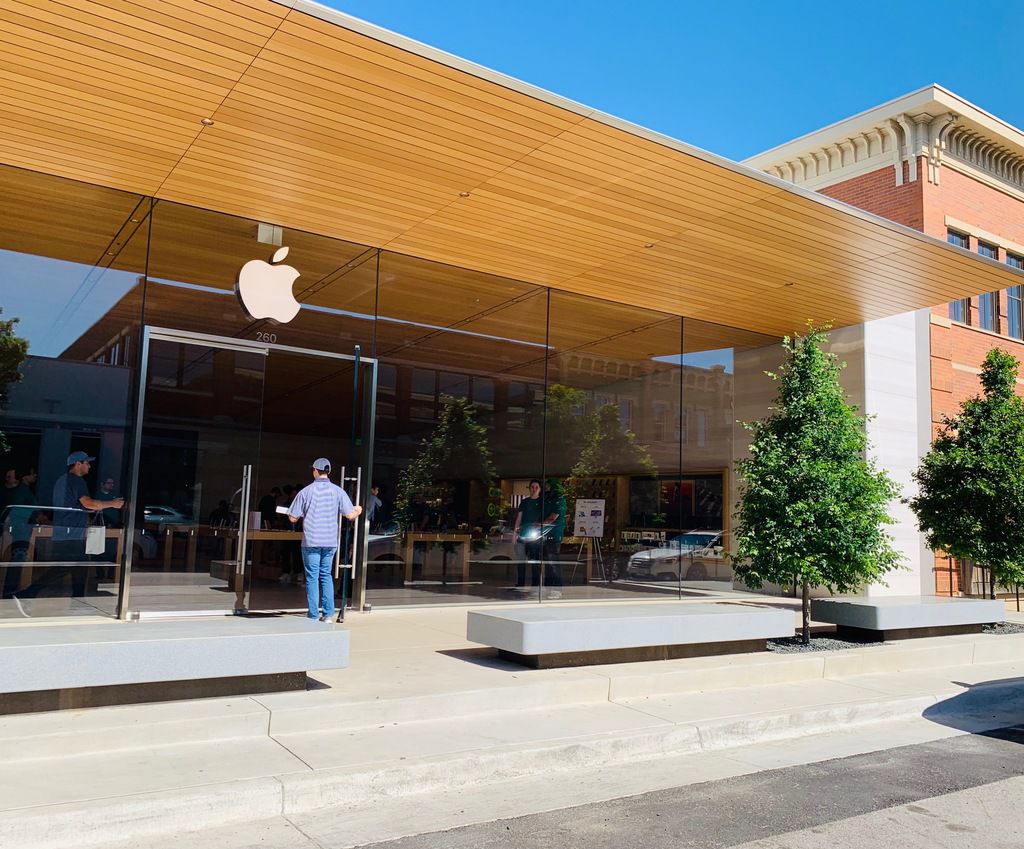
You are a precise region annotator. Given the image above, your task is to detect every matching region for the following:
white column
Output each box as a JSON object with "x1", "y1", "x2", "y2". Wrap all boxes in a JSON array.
[{"x1": 858, "y1": 310, "x2": 932, "y2": 596}]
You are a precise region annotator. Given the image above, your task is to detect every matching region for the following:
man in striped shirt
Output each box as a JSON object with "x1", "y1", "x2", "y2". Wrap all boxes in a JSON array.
[{"x1": 288, "y1": 458, "x2": 363, "y2": 621}]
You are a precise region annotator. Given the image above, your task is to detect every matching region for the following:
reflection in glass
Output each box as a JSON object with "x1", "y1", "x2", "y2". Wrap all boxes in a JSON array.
[{"x1": 0, "y1": 165, "x2": 145, "y2": 619}]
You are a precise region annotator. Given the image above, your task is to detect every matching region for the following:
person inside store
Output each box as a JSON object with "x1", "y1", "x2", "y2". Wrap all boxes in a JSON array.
[
  {"x1": 287, "y1": 458, "x2": 363, "y2": 621},
  {"x1": 208, "y1": 499, "x2": 233, "y2": 527},
  {"x1": 13, "y1": 452, "x2": 124, "y2": 605},
  {"x1": 96, "y1": 476, "x2": 122, "y2": 528},
  {"x1": 1, "y1": 465, "x2": 38, "y2": 599},
  {"x1": 512, "y1": 479, "x2": 544, "y2": 593},
  {"x1": 367, "y1": 484, "x2": 384, "y2": 530},
  {"x1": 512, "y1": 478, "x2": 567, "y2": 597}
]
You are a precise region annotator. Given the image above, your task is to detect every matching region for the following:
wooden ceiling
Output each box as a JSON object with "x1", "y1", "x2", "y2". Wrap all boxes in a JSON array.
[{"x1": 3, "y1": 0, "x2": 1024, "y2": 337}]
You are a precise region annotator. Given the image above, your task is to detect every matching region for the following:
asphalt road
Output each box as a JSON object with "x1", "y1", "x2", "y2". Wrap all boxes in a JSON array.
[{"x1": 357, "y1": 727, "x2": 1024, "y2": 849}]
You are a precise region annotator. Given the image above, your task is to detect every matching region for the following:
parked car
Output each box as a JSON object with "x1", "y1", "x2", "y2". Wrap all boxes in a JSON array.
[
  {"x1": 625, "y1": 531, "x2": 726, "y2": 581},
  {"x1": 142, "y1": 505, "x2": 191, "y2": 526}
]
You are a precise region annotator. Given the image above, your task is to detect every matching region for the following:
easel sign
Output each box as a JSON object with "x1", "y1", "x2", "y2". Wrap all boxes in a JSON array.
[{"x1": 573, "y1": 499, "x2": 606, "y2": 538}]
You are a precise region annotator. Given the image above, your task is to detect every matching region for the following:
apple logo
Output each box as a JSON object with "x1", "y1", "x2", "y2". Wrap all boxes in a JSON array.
[{"x1": 237, "y1": 246, "x2": 301, "y2": 324}]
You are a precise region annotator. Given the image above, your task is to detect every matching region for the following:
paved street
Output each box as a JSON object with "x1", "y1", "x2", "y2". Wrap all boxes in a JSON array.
[{"x1": 357, "y1": 727, "x2": 1024, "y2": 849}]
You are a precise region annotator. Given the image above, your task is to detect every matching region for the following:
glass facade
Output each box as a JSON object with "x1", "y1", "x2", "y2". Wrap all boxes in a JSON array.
[{"x1": 0, "y1": 163, "x2": 780, "y2": 619}]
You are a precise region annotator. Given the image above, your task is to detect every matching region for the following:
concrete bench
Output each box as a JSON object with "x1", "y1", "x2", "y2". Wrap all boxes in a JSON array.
[
  {"x1": 811, "y1": 595, "x2": 1005, "y2": 641},
  {"x1": 0, "y1": 617, "x2": 349, "y2": 713},
  {"x1": 466, "y1": 602, "x2": 793, "y2": 668}
]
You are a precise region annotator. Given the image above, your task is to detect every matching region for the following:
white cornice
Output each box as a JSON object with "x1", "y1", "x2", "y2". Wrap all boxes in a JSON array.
[{"x1": 745, "y1": 86, "x2": 1024, "y2": 195}]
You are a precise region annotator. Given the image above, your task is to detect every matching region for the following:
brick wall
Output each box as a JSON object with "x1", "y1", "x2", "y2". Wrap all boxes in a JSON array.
[
  {"x1": 816, "y1": 157, "x2": 1024, "y2": 594},
  {"x1": 818, "y1": 159, "x2": 923, "y2": 229}
]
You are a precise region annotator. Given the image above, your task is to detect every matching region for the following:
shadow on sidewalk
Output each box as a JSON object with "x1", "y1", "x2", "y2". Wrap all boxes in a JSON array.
[{"x1": 923, "y1": 676, "x2": 1024, "y2": 741}]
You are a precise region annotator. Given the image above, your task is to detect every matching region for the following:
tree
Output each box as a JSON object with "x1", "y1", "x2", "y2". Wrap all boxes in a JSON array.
[
  {"x1": 572, "y1": 403, "x2": 656, "y2": 478},
  {"x1": 394, "y1": 395, "x2": 496, "y2": 530},
  {"x1": 732, "y1": 326, "x2": 903, "y2": 643},
  {"x1": 909, "y1": 348, "x2": 1024, "y2": 598},
  {"x1": 0, "y1": 310, "x2": 29, "y2": 454}
]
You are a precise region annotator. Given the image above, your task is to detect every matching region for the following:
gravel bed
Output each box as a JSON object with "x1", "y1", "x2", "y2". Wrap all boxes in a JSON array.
[
  {"x1": 983, "y1": 622, "x2": 1024, "y2": 635},
  {"x1": 767, "y1": 635, "x2": 884, "y2": 653}
]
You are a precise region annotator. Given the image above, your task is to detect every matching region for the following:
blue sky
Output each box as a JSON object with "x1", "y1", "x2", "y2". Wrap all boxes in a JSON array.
[{"x1": 321, "y1": 0, "x2": 1024, "y2": 161}]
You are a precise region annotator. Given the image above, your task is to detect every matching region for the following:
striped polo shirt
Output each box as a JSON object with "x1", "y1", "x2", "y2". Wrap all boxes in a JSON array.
[{"x1": 288, "y1": 478, "x2": 355, "y2": 548}]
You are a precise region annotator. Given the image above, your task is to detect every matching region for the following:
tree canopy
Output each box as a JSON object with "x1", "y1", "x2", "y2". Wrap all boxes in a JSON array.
[
  {"x1": 732, "y1": 326, "x2": 902, "y2": 641},
  {"x1": 0, "y1": 310, "x2": 29, "y2": 453},
  {"x1": 393, "y1": 395, "x2": 496, "y2": 529},
  {"x1": 909, "y1": 348, "x2": 1024, "y2": 596}
]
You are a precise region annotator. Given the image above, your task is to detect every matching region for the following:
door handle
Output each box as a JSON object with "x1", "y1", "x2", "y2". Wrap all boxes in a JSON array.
[
  {"x1": 334, "y1": 465, "x2": 362, "y2": 578},
  {"x1": 236, "y1": 464, "x2": 252, "y2": 575}
]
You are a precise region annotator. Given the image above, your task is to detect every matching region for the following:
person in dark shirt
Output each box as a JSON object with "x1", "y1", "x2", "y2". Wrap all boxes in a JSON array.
[
  {"x1": 513, "y1": 480, "x2": 545, "y2": 591},
  {"x1": 15, "y1": 452, "x2": 123, "y2": 604}
]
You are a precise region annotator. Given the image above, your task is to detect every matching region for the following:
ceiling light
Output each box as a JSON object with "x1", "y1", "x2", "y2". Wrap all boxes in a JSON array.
[
  {"x1": 200, "y1": 117, "x2": 215, "y2": 126},
  {"x1": 459, "y1": 191, "x2": 471, "y2": 198},
  {"x1": 643, "y1": 243, "x2": 654, "y2": 249}
]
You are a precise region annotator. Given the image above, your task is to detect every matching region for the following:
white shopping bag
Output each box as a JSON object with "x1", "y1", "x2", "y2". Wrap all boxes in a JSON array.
[{"x1": 86, "y1": 524, "x2": 105, "y2": 555}]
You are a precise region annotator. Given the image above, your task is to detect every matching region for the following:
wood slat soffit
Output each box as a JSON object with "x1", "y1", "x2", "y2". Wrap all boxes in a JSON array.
[{"x1": 2, "y1": 0, "x2": 1023, "y2": 337}]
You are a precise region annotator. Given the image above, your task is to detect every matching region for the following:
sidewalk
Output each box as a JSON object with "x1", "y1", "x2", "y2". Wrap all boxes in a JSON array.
[{"x1": 2, "y1": 602, "x2": 1023, "y2": 849}]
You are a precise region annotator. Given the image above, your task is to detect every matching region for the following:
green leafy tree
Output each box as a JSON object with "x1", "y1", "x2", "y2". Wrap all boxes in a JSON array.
[
  {"x1": 909, "y1": 348, "x2": 1024, "y2": 598},
  {"x1": 733, "y1": 326, "x2": 902, "y2": 643},
  {"x1": 572, "y1": 403, "x2": 656, "y2": 478},
  {"x1": 544, "y1": 383, "x2": 590, "y2": 475},
  {"x1": 0, "y1": 310, "x2": 29, "y2": 454},
  {"x1": 394, "y1": 395, "x2": 496, "y2": 530}
]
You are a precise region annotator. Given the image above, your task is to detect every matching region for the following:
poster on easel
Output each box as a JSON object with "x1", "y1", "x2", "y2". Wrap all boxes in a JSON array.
[{"x1": 573, "y1": 499, "x2": 606, "y2": 538}]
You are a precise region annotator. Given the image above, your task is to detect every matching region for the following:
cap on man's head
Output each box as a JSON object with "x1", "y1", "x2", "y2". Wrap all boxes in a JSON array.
[
  {"x1": 67, "y1": 451, "x2": 95, "y2": 465},
  {"x1": 312, "y1": 457, "x2": 331, "y2": 472}
]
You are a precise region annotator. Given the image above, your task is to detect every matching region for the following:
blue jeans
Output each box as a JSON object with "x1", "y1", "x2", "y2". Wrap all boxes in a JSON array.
[{"x1": 302, "y1": 546, "x2": 337, "y2": 619}]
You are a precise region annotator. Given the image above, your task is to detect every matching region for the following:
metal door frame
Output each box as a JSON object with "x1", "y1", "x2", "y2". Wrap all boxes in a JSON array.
[{"x1": 117, "y1": 326, "x2": 377, "y2": 619}]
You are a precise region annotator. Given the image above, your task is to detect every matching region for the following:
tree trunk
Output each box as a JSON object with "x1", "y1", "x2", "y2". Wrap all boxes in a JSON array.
[{"x1": 802, "y1": 580, "x2": 811, "y2": 645}]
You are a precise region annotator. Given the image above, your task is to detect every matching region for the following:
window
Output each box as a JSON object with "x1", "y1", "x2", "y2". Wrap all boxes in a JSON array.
[
  {"x1": 978, "y1": 242, "x2": 1000, "y2": 331},
  {"x1": 1009, "y1": 255, "x2": 1024, "y2": 340},
  {"x1": 947, "y1": 230, "x2": 971, "y2": 324}
]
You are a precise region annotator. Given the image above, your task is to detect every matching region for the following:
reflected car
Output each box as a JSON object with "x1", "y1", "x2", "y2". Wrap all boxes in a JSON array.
[
  {"x1": 142, "y1": 505, "x2": 191, "y2": 525},
  {"x1": 625, "y1": 531, "x2": 725, "y2": 581}
]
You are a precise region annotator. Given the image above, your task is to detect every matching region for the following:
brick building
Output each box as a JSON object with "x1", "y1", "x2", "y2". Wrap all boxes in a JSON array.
[{"x1": 746, "y1": 85, "x2": 1024, "y2": 595}]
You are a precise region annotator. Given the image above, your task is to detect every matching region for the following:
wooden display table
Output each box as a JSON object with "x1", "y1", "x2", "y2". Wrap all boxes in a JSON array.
[{"x1": 402, "y1": 532, "x2": 472, "y2": 584}]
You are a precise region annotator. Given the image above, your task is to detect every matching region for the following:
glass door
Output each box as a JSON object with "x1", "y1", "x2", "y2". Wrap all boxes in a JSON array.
[
  {"x1": 122, "y1": 332, "x2": 266, "y2": 616},
  {"x1": 245, "y1": 349, "x2": 375, "y2": 615}
]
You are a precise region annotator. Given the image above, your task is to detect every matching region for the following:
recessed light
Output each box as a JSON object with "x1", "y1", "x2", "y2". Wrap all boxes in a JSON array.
[
  {"x1": 784, "y1": 282, "x2": 795, "y2": 287},
  {"x1": 130, "y1": 218, "x2": 140, "y2": 223},
  {"x1": 459, "y1": 191, "x2": 471, "y2": 198},
  {"x1": 643, "y1": 243, "x2": 654, "y2": 249},
  {"x1": 201, "y1": 117, "x2": 215, "y2": 126}
]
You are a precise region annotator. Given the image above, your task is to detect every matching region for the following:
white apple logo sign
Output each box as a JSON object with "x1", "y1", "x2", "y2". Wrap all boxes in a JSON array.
[{"x1": 237, "y1": 246, "x2": 301, "y2": 324}]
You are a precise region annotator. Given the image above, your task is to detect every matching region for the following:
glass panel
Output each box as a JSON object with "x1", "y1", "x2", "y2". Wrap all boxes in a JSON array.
[
  {"x1": 546, "y1": 291, "x2": 682, "y2": 599},
  {"x1": 684, "y1": 318, "x2": 781, "y2": 590},
  {"x1": 0, "y1": 165, "x2": 146, "y2": 619},
  {"x1": 371, "y1": 252, "x2": 547, "y2": 605},
  {"x1": 947, "y1": 231, "x2": 971, "y2": 325},
  {"x1": 143, "y1": 200, "x2": 377, "y2": 356},
  {"x1": 126, "y1": 339, "x2": 265, "y2": 614},
  {"x1": 245, "y1": 350, "x2": 374, "y2": 617},
  {"x1": 978, "y1": 291, "x2": 999, "y2": 332}
]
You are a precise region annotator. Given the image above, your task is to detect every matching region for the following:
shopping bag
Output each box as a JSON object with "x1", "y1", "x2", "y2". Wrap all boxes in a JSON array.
[{"x1": 86, "y1": 523, "x2": 105, "y2": 555}]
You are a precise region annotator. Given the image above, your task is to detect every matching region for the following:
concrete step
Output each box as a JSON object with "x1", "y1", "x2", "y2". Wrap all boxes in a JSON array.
[
  {"x1": 3, "y1": 665, "x2": 1023, "y2": 849},
  {"x1": 4, "y1": 632, "x2": 1021, "y2": 762},
  {"x1": 0, "y1": 696, "x2": 270, "y2": 763}
]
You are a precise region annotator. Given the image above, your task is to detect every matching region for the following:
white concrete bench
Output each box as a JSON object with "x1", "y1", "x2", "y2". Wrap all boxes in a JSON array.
[
  {"x1": 466, "y1": 603, "x2": 793, "y2": 668},
  {"x1": 811, "y1": 595, "x2": 1004, "y2": 640},
  {"x1": 0, "y1": 617, "x2": 349, "y2": 713}
]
